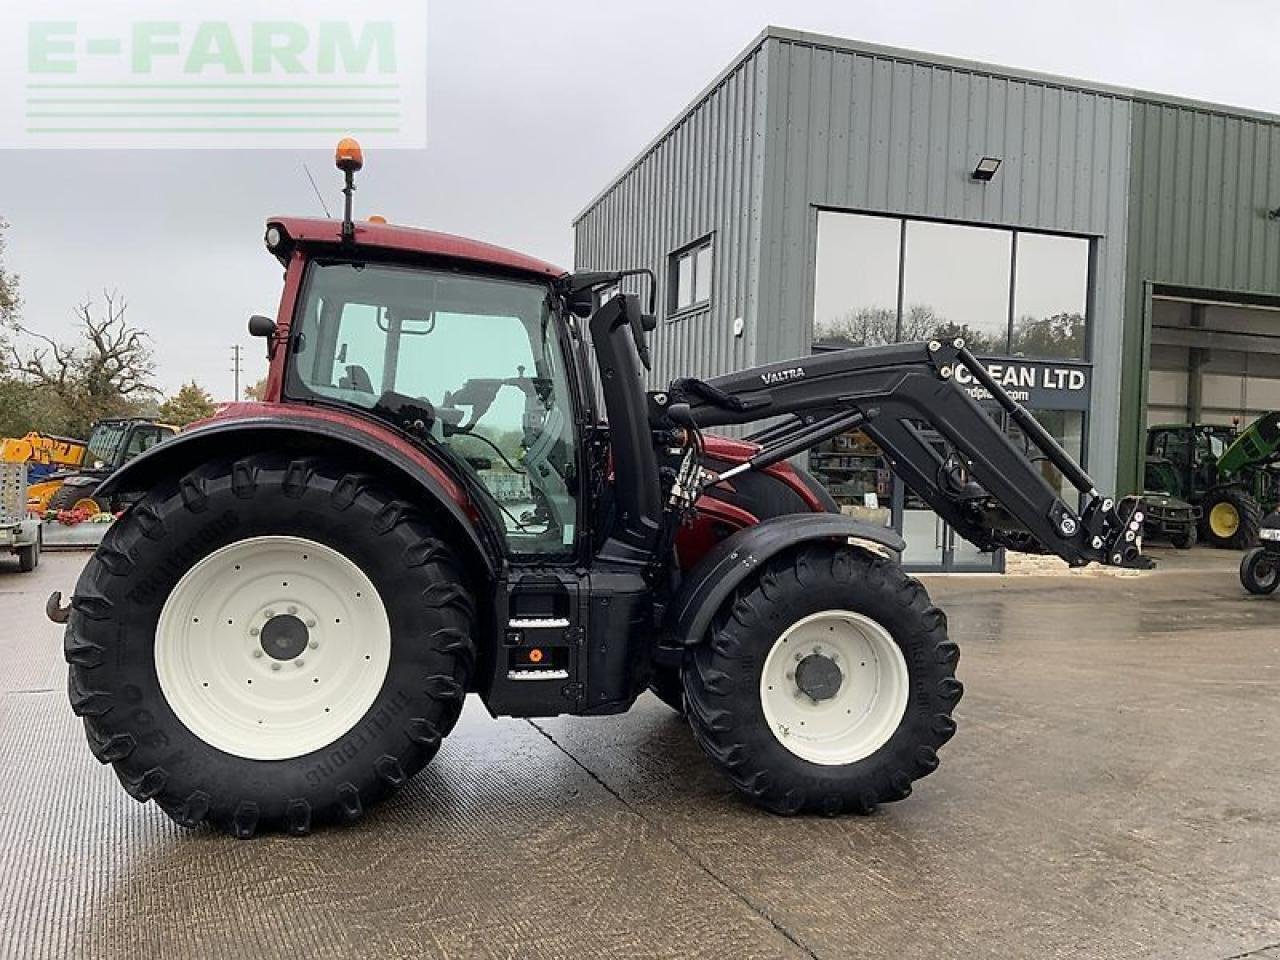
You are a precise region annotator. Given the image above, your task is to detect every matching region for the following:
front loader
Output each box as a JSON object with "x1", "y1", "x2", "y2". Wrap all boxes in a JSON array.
[{"x1": 50, "y1": 141, "x2": 1144, "y2": 836}]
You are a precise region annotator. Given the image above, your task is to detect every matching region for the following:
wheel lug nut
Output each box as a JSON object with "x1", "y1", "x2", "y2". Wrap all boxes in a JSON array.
[
  {"x1": 252, "y1": 649, "x2": 263, "y2": 658},
  {"x1": 306, "y1": 619, "x2": 316, "y2": 629},
  {"x1": 250, "y1": 627, "x2": 260, "y2": 637},
  {"x1": 271, "y1": 663, "x2": 281, "y2": 671},
  {"x1": 294, "y1": 659, "x2": 305, "y2": 668},
  {"x1": 265, "y1": 610, "x2": 275, "y2": 619},
  {"x1": 308, "y1": 640, "x2": 318, "y2": 649},
  {"x1": 288, "y1": 606, "x2": 298, "y2": 615}
]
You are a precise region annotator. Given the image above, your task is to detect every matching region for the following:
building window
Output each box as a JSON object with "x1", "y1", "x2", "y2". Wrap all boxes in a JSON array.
[
  {"x1": 1011, "y1": 232, "x2": 1089, "y2": 360},
  {"x1": 902, "y1": 220, "x2": 1013, "y2": 353},
  {"x1": 811, "y1": 210, "x2": 1091, "y2": 362},
  {"x1": 670, "y1": 238, "x2": 713, "y2": 314},
  {"x1": 814, "y1": 212, "x2": 902, "y2": 347}
]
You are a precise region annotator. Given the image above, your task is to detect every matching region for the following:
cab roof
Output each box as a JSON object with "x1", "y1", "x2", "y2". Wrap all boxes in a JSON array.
[{"x1": 267, "y1": 216, "x2": 566, "y2": 281}]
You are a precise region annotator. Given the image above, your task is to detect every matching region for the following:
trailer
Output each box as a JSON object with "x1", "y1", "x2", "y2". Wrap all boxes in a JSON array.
[{"x1": 1, "y1": 462, "x2": 41, "y2": 572}]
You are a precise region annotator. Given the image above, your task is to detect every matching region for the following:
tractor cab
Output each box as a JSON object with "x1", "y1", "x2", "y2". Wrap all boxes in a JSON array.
[
  {"x1": 1145, "y1": 423, "x2": 1233, "y2": 500},
  {"x1": 283, "y1": 259, "x2": 587, "y2": 557}
]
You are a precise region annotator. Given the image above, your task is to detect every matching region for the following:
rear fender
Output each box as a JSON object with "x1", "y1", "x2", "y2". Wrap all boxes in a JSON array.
[
  {"x1": 96, "y1": 413, "x2": 500, "y2": 578},
  {"x1": 669, "y1": 513, "x2": 905, "y2": 646}
]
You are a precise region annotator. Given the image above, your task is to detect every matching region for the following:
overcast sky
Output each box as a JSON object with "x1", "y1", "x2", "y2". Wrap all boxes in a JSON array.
[{"x1": 3, "y1": 0, "x2": 1279, "y2": 398}]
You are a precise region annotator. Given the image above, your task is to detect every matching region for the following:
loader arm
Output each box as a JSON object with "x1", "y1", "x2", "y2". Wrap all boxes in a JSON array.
[{"x1": 657, "y1": 339, "x2": 1144, "y2": 568}]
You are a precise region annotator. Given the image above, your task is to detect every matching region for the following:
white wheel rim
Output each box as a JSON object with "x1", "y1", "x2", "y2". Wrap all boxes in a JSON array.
[
  {"x1": 155, "y1": 536, "x2": 391, "y2": 761},
  {"x1": 759, "y1": 609, "x2": 910, "y2": 766}
]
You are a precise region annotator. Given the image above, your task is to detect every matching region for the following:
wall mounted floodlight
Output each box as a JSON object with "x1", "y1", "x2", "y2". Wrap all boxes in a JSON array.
[{"x1": 971, "y1": 156, "x2": 1002, "y2": 182}]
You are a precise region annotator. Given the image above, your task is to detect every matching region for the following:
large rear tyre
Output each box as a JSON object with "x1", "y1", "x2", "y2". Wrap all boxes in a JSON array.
[
  {"x1": 1240, "y1": 548, "x2": 1280, "y2": 595},
  {"x1": 1201, "y1": 487, "x2": 1262, "y2": 550},
  {"x1": 684, "y1": 545, "x2": 961, "y2": 815},
  {"x1": 64, "y1": 455, "x2": 476, "y2": 836}
]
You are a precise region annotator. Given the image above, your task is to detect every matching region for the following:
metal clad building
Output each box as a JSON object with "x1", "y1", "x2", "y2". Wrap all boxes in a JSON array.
[{"x1": 575, "y1": 27, "x2": 1280, "y2": 570}]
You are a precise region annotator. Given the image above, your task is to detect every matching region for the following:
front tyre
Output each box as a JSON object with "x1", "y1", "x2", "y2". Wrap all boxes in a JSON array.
[
  {"x1": 684, "y1": 545, "x2": 961, "y2": 815},
  {"x1": 1240, "y1": 548, "x2": 1280, "y2": 595},
  {"x1": 64, "y1": 455, "x2": 476, "y2": 836}
]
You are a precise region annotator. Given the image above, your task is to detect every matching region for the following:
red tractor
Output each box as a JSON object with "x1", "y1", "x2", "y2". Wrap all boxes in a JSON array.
[{"x1": 50, "y1": 142, "x2": 1144, "y2": 836}]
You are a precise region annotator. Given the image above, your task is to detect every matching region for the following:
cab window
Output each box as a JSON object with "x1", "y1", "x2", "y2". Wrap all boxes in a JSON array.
[{"x1": 286, "y1": 262, "x2": 580, "y2": 556}]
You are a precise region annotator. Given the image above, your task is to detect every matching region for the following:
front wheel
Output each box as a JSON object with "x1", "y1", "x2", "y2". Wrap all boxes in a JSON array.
[
  {"x1": 64, "y1": 455, "x2": 476, "y2": 836},
  {"x1": 1240, "y1": 548, "x2": 1280, "y2": 595},
  {"x1": 1169, "y1": 524, "x2": 1197, "y2": 550},
  {"x1": 684, "y1": 545, "x2": 961, "y2": 815}
]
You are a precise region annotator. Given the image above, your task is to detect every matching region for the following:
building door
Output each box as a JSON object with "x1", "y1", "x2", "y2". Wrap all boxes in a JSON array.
[
  {"x1": 895, "y1": 429, "x2": 1002, "y2": 572},
  {"x1": 1147, "y1": 290, "x2": 1280, "y2": 432}
]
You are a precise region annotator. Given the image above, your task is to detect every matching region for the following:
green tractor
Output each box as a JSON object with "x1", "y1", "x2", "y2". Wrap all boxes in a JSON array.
[{"x1": 1144, "y1": 412, "x2": 1280, "y2": 549}]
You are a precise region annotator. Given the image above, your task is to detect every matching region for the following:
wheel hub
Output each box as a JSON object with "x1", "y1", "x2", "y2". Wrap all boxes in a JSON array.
[
  {"x1": 155, "y1": 535, "x2": 392, "y2": 761},
  {"x1": 1210, "y1": 502, "x2": 1240, "y2": 538},
  {"x1": 759, "y1": 610, "x2": 910, "y2": 766},
  {"x1": 260, "y1": 613, "x2": 309, "y2": 661},
  {"x1": 794, "y1": 653, "x2": 843, "y2": 701}
]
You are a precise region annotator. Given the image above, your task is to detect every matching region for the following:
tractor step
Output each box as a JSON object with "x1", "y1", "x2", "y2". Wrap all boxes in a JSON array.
[
  {"x1": 483, "y1": 572, "x2": 584, "y2": 717},
  {"x1": 506, "y1": 668, "x2": 570, "y2": 681}
]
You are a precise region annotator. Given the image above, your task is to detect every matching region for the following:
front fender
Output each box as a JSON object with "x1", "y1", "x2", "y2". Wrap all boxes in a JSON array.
[
  {"x1": 97, "y1": 412, "x2": 500, "y2": 577},
  {"x1": 669, "y1": 513, "x2": 905, "y2": 646}
]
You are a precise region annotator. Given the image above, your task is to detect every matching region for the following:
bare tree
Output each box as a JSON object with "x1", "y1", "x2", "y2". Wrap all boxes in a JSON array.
[{"x1": 6, "y1": 290, "x2": 158, "y2": 436}]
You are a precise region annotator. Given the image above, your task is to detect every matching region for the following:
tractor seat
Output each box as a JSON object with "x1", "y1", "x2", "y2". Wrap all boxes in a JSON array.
[{"x1": 339, "y1": 365, "x2": 374, "y2": 393}]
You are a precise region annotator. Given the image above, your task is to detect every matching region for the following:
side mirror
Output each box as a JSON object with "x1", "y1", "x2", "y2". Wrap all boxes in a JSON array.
[
  {"x1": 248, "y1": 314, "x2": 278, "y2": 358},
  {"x1": 567, "y1": 289, "x2": 595, "y2": 319}
]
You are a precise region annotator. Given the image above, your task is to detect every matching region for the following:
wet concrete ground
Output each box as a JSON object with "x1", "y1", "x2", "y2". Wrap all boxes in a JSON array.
[{"x1": 1, "y1": 547, "x2": 1278, "y2": 959}]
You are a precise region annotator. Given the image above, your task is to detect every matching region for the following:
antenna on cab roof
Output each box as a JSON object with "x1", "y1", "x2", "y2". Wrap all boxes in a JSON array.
[
  {"x1": 303, "y1": 164, "x2": 332, "y2": 218},
  {"x1": 334, "y1": 138, "x2": 364, "y2": 245}
]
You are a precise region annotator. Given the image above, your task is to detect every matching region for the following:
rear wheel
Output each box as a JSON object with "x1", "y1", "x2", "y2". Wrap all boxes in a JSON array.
[
  {"x1": 684, "y1": 545, "x2": 961, "y2": 815},
  {"x1": 1240, "y1": 548, "x2": 1280, "y2": 595},
  {"x1": 64, "y1": 454, "x2": 476, "y2": 836},
  {"x1": 1201, "y1": 487, "x2": 1261, "y2": 550}
]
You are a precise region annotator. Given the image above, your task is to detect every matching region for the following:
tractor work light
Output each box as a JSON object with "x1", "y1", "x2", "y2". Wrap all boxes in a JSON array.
[
  {"x1": 264, "y1": 225, "x2": 284, "y2": 251},
  {"x1": 971, "y1": 156, "x2": 1002, "y2": 181}
]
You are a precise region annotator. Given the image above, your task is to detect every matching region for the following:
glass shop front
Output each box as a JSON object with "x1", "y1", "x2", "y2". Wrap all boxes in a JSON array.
[{"x1": 810, "y1": 210, "x2": 1093, "y2": 572}]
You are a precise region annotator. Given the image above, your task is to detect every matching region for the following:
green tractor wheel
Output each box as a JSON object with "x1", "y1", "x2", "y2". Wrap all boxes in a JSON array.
[{"x1": 1201, "y1": 487, "x2": 1262, "y2": 550}]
